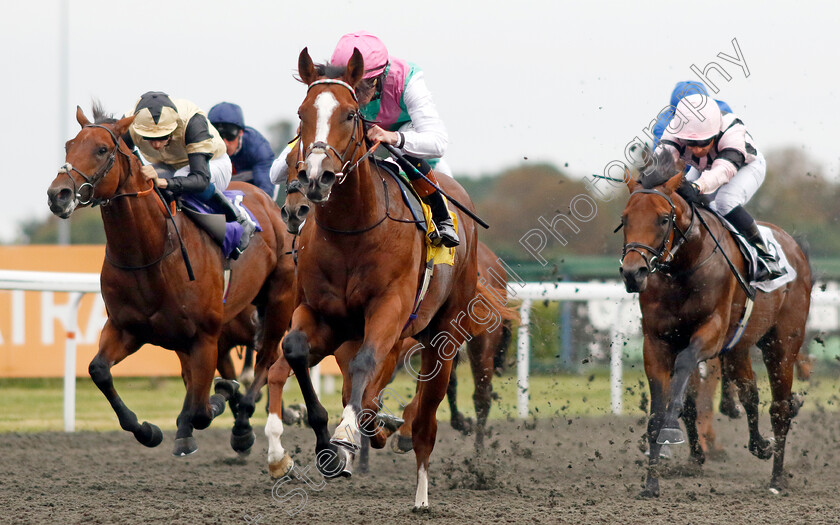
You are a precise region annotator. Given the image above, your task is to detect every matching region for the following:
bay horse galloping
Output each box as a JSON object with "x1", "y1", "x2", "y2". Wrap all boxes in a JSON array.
[
  {"x1": 619, "y1": 160, "x2": 812, "y2": 497},
  {"x1": 46, "y1": 105, "x2": 295, "y2": 456},
  {"x1": 266, "y1": 48, "x2": 499, "y2": 509}
]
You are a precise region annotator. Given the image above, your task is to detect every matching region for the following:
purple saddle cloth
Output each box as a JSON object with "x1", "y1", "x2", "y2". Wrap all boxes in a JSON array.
[{"x1": 180, "y1": 190, "x2": 262, "y2": 258}]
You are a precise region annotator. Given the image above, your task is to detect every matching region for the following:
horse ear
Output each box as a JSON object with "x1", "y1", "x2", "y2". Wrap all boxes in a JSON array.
[
  {"x1": 298, "y1": 47, "x2": 317, "y2": 85},
  {"x1": 663, "y1": 171, "x2": 685, "y2": 194},
  {"x1": 627, "y1": 176, "x2": 640, "y2": 194},
  {"x1": 76, "y1": 106, "x2": 91, "y2": 128},
  {"x1": 344, "y1": 48, "x2": 365, "y2": 88},
  {"x1": 113, "y1": 114, "x2": 136, "y2": 138}
]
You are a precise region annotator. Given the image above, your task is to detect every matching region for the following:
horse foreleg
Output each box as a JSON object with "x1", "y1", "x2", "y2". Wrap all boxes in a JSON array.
[
  {"x1": 234, "y1": 299, "x2": 292, "y2": 455},
  {"x1": 216, "y1": 346, "x2": 242, "y2": 418},
  {"x1": 411, "y1": 337, "x2": 456, "y2": 509},
  {"x1": 394, "y1": 392, "x2": 419, "y2": 454},
  {"x1": 240, "y1": 345, "x2": 256, "y2": 388},
  {"x1": 266, "y1": 355, "x2": 294, "y2": 478},
  {"x1": 722, "y1": 348, "x2": 773, "y2": 461},
  {"x1": 760, "y1": 323, "x2": 805, "y2": 493},
  {"x1": 682, "y1": 369, "x2": 705, "y2": 467},
  {"x1": 89, "y1": 322, "x2": 162, "y2": 448},
  {"x1": 696, "y1": 358, "x2": 724, "y2": 458},
  {"x1": 446, "y1": 353, "x2": 472, "y2": 435},
  {"x1": 468, "y1": 332, "x2": 496, "y2": 450},
  {"x1": 282, "y1": 307, "x2": 344, "y2": 478},
  {"x1": 174, "y1": 335, "x2": 239, "y2": 457},
  {"x1": 641, "y1": 342, "x2": 672, "y2": 499}
]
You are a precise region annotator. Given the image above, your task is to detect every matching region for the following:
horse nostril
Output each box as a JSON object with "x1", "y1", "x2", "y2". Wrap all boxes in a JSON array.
[
  {"x1": 320, "y1": 171, "x2": 335, "y2": 187},
  {"x1": 280, "y1": 206, "x2": 290, "y2": 222},
  {"x1": 297, "y1": 205, "x2": 310, "y2": 219},
  {"x1": 298, "y1": 171, "x2": 309, "y2": 185},
  {"x1": 52, "y1": 187, "x2": 73, "y2": 205}
]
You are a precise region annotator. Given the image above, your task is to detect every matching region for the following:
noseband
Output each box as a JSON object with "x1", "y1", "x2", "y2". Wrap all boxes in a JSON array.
[
  {"x1": 58, "y1": 124, "x2": 122, "y2": 206},
  {"x1": 296, "y1": 79, "x2": 370, "y2": 184},
  {"x1": 621, "y1": 189, "x2": 694, "y2": 274}
]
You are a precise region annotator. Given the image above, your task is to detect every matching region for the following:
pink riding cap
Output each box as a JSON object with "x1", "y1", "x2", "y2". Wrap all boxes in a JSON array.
[{"x1": 330, "y1": 31, "x2": 390, "y2": 79}]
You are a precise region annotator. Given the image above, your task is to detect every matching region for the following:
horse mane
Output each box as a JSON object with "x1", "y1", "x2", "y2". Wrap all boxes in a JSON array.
[
  {"x1": 638, "y1": 147, "x2": 677, "y2": 189},
  {"x1": 91, "y1": 99, "x2": 117, "y2": 124}
]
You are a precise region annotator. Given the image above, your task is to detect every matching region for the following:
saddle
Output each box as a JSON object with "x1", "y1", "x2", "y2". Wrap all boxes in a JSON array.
[
  {"x1": 179, "y1": 190, "x2": 261, "y2": 260},
  {"x1": 705, "y1": 207, "x2": 796, "y2": 292}
]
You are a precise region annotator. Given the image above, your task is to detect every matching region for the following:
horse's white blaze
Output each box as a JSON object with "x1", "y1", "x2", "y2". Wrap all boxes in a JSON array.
[
  {"x1": 265, "y1": 413, "x2": 286, "y2": 464},
  {"x1": 332, "y1": 405, "x2": 360, "y2": 446},
  {"x1": 415, "y1": 464, "x2": 429, "y2": 508},
  {"x1": 306, "y1": 92, "x2": 338, "y2": 178}
]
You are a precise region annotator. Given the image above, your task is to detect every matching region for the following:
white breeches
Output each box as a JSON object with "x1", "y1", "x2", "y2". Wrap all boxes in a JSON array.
[{"x1": 686, "y1": 152, "x2": 766, "y2": 215}]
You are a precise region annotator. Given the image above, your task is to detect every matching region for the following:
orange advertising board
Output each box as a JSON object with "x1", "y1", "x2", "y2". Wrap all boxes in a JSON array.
[{"x1": 0, "y1": 245, "x2": 339, "y2": 378}]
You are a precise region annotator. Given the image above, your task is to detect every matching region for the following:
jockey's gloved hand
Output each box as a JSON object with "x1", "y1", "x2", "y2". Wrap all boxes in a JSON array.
[{"x1": 677, "y1": 179, "x2": 705, "y2": 204}]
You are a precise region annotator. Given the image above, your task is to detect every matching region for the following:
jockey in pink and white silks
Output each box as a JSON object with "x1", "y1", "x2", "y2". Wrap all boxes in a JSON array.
[
  {"x1": 656, "y1": 93, "x2": 784, "y2": 281},
  {"x1": 271, "y1": 31, "x2": 458, "y2": 247}
]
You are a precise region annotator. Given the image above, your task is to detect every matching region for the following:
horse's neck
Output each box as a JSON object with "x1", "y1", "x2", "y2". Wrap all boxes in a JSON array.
[
  {"x1": 313, "y1": 162, "x2": 387, "y2": 232},
  {"x1": 671, "y1": 206, "x2": 738, "y2": 273},
  {"x1": 100, "y1": 158, "x2": 169, "y2": 261}
]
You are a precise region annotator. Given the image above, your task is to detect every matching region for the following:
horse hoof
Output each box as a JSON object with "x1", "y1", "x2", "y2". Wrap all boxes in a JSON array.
[
  {"x1": 749, "y1": 437, "x2": 775, "y2": 460},
  {"x1": 375, "y1": 412, "x2": 404, "y2": 433},
  {"x1": 638, "y1": 488, "x2": 660, "y2": 499},
  {"x1": 645, "y1": 445, "x2": 673, "y2": 460},
  {"x1": 452, "y1": 415, "x2": 474, "y2": 435},
  {"x1": 269, "y1": 454, "x2": 295, "y2": 479},
  {"x1": 282, "y1": 404, "x2": 307, "y2": 426},
  {"x1": 238, "y1": 368, "x2": 255, "y2": 390},
  {"x1": 136, "y1": 422, "x2": 163, "y2": 448},
  {"x1": 173, "y1": 436, "x2": 198, "y2": 457},
  {"x1": 391, "y1": 434, "x2": 413, "y2": 454},
  {"x1": 316, "y1": 447, "x2": 349, "y2": 479},
  {"x1": 231, "y1": 427, "x2": 255, "y2": 453},
  {"x1": 656, "y1": 427, "x2": 685, "y2": 445},
  {"x1": 719, "y1": 399, "x2": 743, "y2": 419},
  {"x1": 214, "y1": 378, "x2": 241, "y2": 399}
]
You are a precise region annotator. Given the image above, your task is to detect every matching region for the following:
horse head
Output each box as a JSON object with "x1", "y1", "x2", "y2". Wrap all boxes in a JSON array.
[
  {"x1": 280, "y1": 179, "x2": 309, "y2": 234},
  {"x1": 619, "y1": 161, "x2": 687, "y2": 293},
  {"x1": 47, "y1": 105, "x2": 135, "y2": 218},
  {"x1": 295, "y1": 47, "x2": 366, "y2": 203}
]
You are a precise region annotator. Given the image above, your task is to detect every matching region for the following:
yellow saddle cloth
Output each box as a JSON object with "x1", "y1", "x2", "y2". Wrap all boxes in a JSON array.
[{"x1": 419, "y1": 198, "x2": 457, "y2": 267}]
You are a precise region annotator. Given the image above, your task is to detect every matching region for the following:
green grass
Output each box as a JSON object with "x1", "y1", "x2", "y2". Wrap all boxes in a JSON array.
[{"x1": 1, "y1": 365, "x2": 836, "y2": 433}]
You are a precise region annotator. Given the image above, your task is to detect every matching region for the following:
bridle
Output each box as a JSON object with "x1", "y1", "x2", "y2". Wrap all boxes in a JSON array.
[
  {"x1": 58, "y1": 124, "x2": 154, "y2": 207},
  {"x1": 621, "y1": 188, "x2": 695, "y2": 274},
  {"x1": 295, "y1": 79, "x2": 377, "y2": 184}
]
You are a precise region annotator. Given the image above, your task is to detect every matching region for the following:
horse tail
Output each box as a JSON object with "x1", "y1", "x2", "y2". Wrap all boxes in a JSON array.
[
  {"x1": 792, "y1": 234, "x2": 815, "y2": 381},
  {"x1": 793, "y1": 234, "x2": 816, "y2": 287},
  {"x1": 467, "y1": 280, "x2": 519, "y2": 338},
  {"x1": 493, "y1": 319, "x2": 514, "y2": 374}
]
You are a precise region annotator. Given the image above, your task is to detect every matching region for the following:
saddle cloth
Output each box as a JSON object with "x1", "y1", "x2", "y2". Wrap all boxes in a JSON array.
[
  {"x1": 374, "y1": 159, "x2": 457, "y2": 267},
  {"x1": 714, "y1": 214, "x2": 796, "y2": 293},
  {"x1": 179, "y1": 190, "x2": 262, "y2": 259}
]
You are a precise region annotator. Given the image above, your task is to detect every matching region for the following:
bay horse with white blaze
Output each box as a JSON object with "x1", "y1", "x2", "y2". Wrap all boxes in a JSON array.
[
  {"x1": 619, "y1": 158, "x2": 811, "y2": 497},
  {"x1": 265, "y1": 47, "x2": 499, "y2": 509},
  {"x1": 46, "y1": 105, "x2": 295, "y2": 456}
]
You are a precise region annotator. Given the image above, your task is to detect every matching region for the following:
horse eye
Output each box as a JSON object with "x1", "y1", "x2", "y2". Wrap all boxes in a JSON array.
[
  {"x1": 659, "y1": 217, "x2": 669, "y2": 225},
  {"x1": 347, "y1": 111, "x2": 356, "y2": 121},
  {"x1": 98, "y1": 147, "x2": 108, "y2": 155}
]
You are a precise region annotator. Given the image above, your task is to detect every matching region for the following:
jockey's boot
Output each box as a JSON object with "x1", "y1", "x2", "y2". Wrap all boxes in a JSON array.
[
  {"x1": 423, "y1": 189, "x2": 460, "y2": 248},
  {"x1": 725, "y1": 205, "x2": 784, "y2": 282},
  {"x1": 743, "y1": 223, "x2": 785, "y2": 281},
  {"x1": 211, "y1": 186, "x2": 257, "y2": 257}
]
